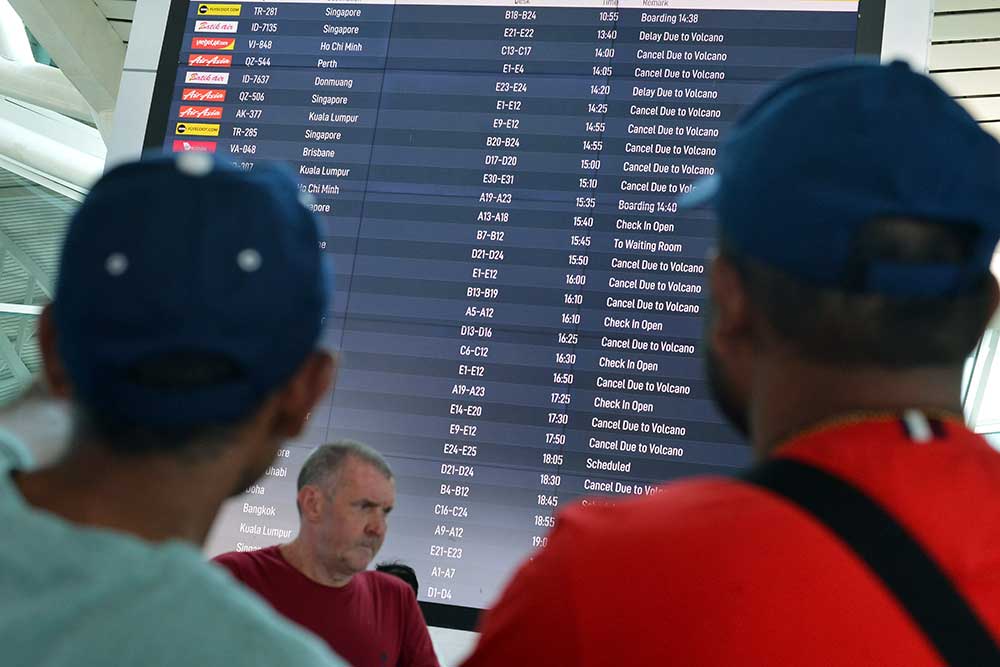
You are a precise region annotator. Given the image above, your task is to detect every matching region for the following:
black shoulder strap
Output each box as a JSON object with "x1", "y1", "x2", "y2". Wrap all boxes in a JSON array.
[{"x1": 742, "y1": 458, "x2": 1000, "y2": 666}]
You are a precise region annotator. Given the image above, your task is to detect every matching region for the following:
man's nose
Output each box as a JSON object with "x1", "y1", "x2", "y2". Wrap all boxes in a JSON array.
[{"x1": 366, "y1": 514, "x2": 387, "y2": 537}]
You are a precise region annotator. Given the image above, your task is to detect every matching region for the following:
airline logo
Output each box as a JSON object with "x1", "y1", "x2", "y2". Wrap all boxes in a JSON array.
[
  {"x1": 191, "y1": 37, "x2": 235, "y2": 50},
  {"x1": 182, "y1": 88, "x2": 227, "y2": 102},
  {"x1": 188, "y1": 53, "x2": 232, "y2": 67},
  {"x1": 184, "y1": 71, "x2": 230, "y2": 85},
  {"x1": 173, "y1": 140, "x2": 217, "y2": 153},
  {"x1": 178, "y1": 105, "x2": 224, "y2": 120},
  {"x1": 197, "y1": 3, "x2": 241, "y2": 16},
  {"x1": 194, "y1": 20, "x2": 238, "y2": 33},
  {"x1": 175, "y1": 122, "x2": 220, "y2": 137}
]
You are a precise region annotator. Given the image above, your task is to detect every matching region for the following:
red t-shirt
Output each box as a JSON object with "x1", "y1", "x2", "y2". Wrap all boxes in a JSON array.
[
  {"x1": 464, "y1": 416, "x2": 1000, "y2": 667},
  {"x1": 214, "y1": 546, "x2": 439, "y2": 667}
]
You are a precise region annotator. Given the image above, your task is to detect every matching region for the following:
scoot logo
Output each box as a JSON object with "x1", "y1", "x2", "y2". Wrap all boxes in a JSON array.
[
  {"x1": 175, "y1": 122, "x2": 220, "y2": 137},
  {"x1": 197, "y1": 4, "x2": 241, "y2": 16}
]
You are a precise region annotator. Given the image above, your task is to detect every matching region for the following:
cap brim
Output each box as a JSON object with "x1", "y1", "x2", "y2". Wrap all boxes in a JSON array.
[{"x1": 678, "y1": 175, "x2": 720, "y2": 209}]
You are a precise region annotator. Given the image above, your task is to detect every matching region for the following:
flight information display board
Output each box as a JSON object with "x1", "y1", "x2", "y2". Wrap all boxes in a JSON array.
[{"x1": 146, "y1": 0, "x2": 879, "y2": 629}]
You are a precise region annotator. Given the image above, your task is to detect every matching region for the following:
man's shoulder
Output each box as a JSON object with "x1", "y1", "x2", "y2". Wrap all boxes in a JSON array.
[
  {"x1": 212, "y1": 544, "x2": 284, "y2": 578},
  {"x1": 148, "y1": 546, "x2": 344, "y2": 664},
  {"x1": 559, "y1": 475, "x2": 772, "y2": 541},
  {"x1": 214, "y1": 544, "x2": 278, "y2": 565},
  {"x1": 545, "y1": 474, "x2": 806, "y2": 576},
  {"x1": 0, "y1": 527, "x2": 344, "y2": 667}
]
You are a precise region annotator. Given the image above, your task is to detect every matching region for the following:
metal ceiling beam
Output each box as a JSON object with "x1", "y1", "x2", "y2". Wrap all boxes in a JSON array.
[
  {"x1": 7, "y1": 0, "x2": 126, "y2": 142},
  {"x1": 0, "y1": 97, "x2": 105, "y2": 194},
  {"x1": 0, "y1": 58, "x2": 96, "y2": 124},
  {"x1": 13, "y1": 274, "x2": 34, "y2": 355},
  {"x1": 0, "y1": 0, "x2": 31, "y2": 62},
  {"x1": 966, "y1": 330, "x2": 999, "y2": 431},
  {"x1": 992, "y1": 251, "x2": 1000, "y2": 330},
  {"x1": 0, "y1": 327, "x2": 31, "y2": 382},
  {"x1": 0, "y1": 374, "x2": 24, "y2": 395},
  {"x1": 0, "y1": 226, "x2": 53, "y2": 297},
  {"x1": 0, "y1": 302, "x2": 41, "y2": 317}
]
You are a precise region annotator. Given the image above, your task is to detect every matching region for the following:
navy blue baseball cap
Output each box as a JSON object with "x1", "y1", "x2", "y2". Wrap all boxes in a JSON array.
[
  {"x1": 53, "y1": 154, "x2": 332, "y2": 427},
  {"x1": 682, "y1": 60, "x2": 1000, "y2": 296}
]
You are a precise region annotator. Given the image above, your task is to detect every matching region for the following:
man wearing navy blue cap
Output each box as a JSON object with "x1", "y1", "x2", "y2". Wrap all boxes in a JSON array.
[
  {"x1": 0, "y1": 154, "x2": 347, "y2": 666},
  {"x1": 465, "y1": 62, "x2": 1000, "y2": 666}
]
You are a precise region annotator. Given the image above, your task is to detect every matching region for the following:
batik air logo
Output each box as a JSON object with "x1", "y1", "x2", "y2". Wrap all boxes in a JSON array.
[
  {"x1": 182, "y1": 88, "x2": 226, "y2": 102},
  {"x1": 185, "y1": 71, "x2": 229, "y2": 85},
  {"x1": 188, "y1": 53, "x2": 232, "y2": 67},
  {"x1": 172, "y1": 140, "x2": 217, "y2": 153},
  {"x1": 178, "y1": 105, "x2": 223, "y2": 120},
  {"x1": 191, "y1": 37, "x2": 235, "y2": 50},
  {"x1": 194, "y1": 20, "x2": 238, "y2": 33}
]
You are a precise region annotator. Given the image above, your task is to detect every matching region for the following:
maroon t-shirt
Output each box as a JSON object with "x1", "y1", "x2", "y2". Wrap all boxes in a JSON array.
[{"x1": 214, "y1": 546, "x2": 439, "y2": 667}]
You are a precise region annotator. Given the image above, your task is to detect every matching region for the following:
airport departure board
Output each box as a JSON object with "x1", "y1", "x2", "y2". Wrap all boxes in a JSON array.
[{"x1": 146, "y1": 0, "x2": 878, "y2": 629}]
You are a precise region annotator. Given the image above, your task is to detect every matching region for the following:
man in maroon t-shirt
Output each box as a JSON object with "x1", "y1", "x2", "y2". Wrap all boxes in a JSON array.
[{"x1": 215, "y1": 441, "x2": 439, "y2": 667}]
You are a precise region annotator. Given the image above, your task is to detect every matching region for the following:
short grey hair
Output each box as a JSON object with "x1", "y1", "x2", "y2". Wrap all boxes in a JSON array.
[{"x1": 296, "y1": 440, "x2": 393, "y2": 494}]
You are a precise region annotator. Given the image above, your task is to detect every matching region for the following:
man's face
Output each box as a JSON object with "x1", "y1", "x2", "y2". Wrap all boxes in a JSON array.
[
  {"x1": 703, "y1": 258, "x2": 753, "y2": 439},
  {"x1": 705, "y1": 339, "x2": 751, "y2": 439},
  {"x1": 310, "y1": 457, "x2": 395, "y2": 577}
]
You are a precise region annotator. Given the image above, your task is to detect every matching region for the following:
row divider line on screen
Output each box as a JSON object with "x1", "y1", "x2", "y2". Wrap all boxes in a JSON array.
[{"x1": 324, "y1": 1, "x2": 401, "y2": 437}]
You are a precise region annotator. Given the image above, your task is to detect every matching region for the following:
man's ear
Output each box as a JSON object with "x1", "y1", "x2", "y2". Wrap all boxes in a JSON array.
[
  {"x1": 708, "y1": 254, "x2": 755, "y2": 360},
  {"x1": 37, "y1": 305, "x2": 72, "y2": 399},
  {"x1": 297, "y1": 485, "x2": 325, "y2": 523},
  {"x1": 272, "y1": 351, "x2": 336, "y2": 438}
]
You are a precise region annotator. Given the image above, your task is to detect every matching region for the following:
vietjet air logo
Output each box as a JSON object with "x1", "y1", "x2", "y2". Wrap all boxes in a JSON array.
[
  {"x1": 184, "y1": 71, "x2": 229, "y2": 85},
  {"x1": 194, "y1": 20, "x2": 238, "y2": 33},
  {"x1": 191, "y1": 37, "x2": 235, "y2": 50},
  {"x1": 173, "y1": 140, "x2": 217, "y2": 153},
  {"x1": 175, "y1": 122, "x2": 220, "y2": 137},
  {"x1": 182, "y1": 88, "x2": 227, "y2": 102},
  {"x1": 178, "y1": 105, "x2": 224, "y2": 120},
  {"x1": 188, "y1": 53, "x2": 232, "y2": 67},
  {"x1": 197, "y1": 3, "x2": 241, "y2": 16}
]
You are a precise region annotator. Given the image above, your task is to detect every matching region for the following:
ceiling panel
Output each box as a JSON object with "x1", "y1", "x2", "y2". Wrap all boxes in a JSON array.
[
  {"x1": 96, "y1": 0, "x2": 136, "y2": 22},
  {"x1": 94, "y1": 0, "x2": 135, "y2": 43},
  {"x1": 933, "y1": 11, "x2": 1000, "y2": 42}
]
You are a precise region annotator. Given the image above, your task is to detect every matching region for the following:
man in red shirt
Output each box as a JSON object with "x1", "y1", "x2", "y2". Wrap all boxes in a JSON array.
[
  {"x1": 215, "y1": 441, "x2": 439, "y2": 667},
  {"x1": 464, "y1": 62, "x2": 1000, "y2": 666}
]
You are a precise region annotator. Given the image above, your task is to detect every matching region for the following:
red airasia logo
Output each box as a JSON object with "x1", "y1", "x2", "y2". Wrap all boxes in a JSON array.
[
  {"x1": 178, "y1": 105, "x2": 224, "y2": 120},
  {"x1": 172, "y1": 140, "x2": 217, "y2": 153},
  {"x1": 188, "y1": 53, "x2": 232, "y2": 67},
  {"x1": 191, "y1": 37, "x2": 235, "y2": 50},
  {"x1": 182, "y1": 88, "x2": 226, "y2": 102}
]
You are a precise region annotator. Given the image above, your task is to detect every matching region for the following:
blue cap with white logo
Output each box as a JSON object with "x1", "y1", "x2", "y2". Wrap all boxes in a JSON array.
[
  {"x1": 53, "y1": 154, "x2": 332, "y2": 427},
  {"x1": 681, "y1": 60, "x2": 1000, "y2": 296}
]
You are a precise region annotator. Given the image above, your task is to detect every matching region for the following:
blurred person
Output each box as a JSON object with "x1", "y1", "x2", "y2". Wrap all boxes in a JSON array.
[
  {"x1": 1, "y1": 155, "x2": 346, "y2": 666},
  {"x1": 377, "y1": 561, "x2": 420, "y2": 597},
  {"x1": 215, "y1": 441, "x2": 439, "y2": 667},
  {"x1": 464, "y1": 61, "x2": 1000, "y2": 666}
]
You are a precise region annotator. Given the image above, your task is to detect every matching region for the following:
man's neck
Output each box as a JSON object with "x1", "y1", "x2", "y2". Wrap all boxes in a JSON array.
[
  {"x1": 14, "y1": 442, "x2": 237, "y2": 545},
  {"x1": 751, "y1": 359, "x2": 966, "y2": 459},
  {"x1": 280, "y1": 538, "x2": 354, "y2": 588}
]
